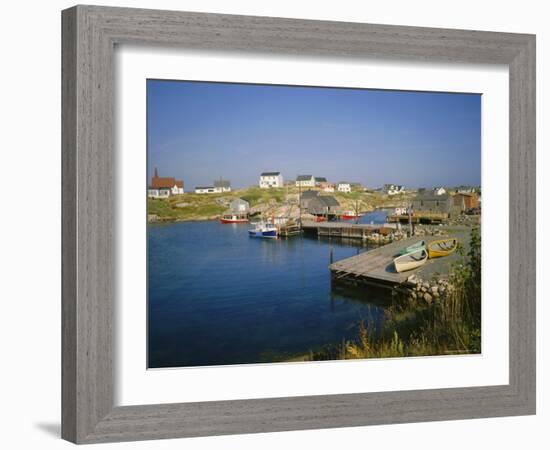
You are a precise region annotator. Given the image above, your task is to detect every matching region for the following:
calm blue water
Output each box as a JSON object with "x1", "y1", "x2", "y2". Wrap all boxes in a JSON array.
[{"x1": 148, "y1": 210, "x2": 391, "y2": 368}]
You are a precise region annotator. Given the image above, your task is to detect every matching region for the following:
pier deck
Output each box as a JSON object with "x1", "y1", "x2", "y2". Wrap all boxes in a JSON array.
[
  {"x1": 330, "y1": 233, "x2": 468, "y2": 287},
  {"x1": 302, "y1": 220, "x2": 398, "y2": 239}
]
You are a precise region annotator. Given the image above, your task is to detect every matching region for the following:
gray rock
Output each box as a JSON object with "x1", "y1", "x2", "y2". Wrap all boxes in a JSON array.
[{"x1": 423, "y1": 293, "x2": 433, "y2": 304}]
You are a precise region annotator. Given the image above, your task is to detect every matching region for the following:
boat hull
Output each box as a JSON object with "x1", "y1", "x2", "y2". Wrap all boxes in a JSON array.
[
  {"x1": 427, "y1": 238, "x2": 458, "y2": 258},
  {"x1": 248, "y1": 229, "x2": 277, "y2": 238},
  {"x1": 341, "y1": 214, "x2": 364, "y2": 220},
  {"x1": 394, "y1": 249, "x2": 428, "y2": 273},
  {"x1": 398, "y1": 240, "x2": 426, "y2": 256},
  {"x1": 220, "y1": 218, "x2": 249, "y2": 224}
]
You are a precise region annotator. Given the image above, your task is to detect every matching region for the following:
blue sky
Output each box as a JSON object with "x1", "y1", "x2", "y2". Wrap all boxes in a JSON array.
[{"x1": 147, "y1": 80, "x2": 481, "y2": 189}]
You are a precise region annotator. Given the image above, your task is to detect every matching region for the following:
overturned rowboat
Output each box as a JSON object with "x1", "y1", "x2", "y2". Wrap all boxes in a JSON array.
[
  {"x1": 393, "y1": 248, "x2": 428, "y2": 273},
  {"x1": 427, "y1": 238, "x2": 458, "y2": 258}
]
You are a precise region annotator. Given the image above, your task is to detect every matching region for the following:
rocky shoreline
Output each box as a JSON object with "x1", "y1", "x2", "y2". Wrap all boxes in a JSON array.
[{"x1": 396, "y1": 273, "x2": 452, "y2": 306}]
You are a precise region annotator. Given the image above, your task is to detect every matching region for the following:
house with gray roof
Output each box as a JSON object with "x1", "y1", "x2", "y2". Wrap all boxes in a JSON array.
[
  {"x1": 411, "y1": 192, "x2": 452, "y2": 214},
  {"x1": 295, "y1": 175, "x2": 315, "y2": 188},
  {"x1": 259, "y1": 172, "x2": 283, "y2": 188},
  {"x1": 307, "y1": 195, "x2": 341, "y2": 216}
]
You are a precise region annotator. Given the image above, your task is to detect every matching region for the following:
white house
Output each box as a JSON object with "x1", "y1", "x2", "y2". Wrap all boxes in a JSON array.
[
  {"x1": 455, "y1": 185, "x2": 478, "y2": 194},
  {"x1": 147, "y1": 187, "x2": 171, "y2": 199},
  {"x1": 337, "y1": 182, "x2": 351, "y2": 193},
  {"x1": 434, "y1": 187, "x2": 447, "y2": 196},
  {"x1": 195, "y1": 186, "x2": 222, "y2": 194},
  {"x1": 214, "y1": 179, "x2": 231, "y2": 192},
  {"x1": 384, "y1": 184, "x2": 405, "y2": 195},
  {"x1": 295, "y1": 175, "x2": 315, "y2": 187},
  {"x1": 259, "y1": 172, "x2": 283, "y2": 188}
]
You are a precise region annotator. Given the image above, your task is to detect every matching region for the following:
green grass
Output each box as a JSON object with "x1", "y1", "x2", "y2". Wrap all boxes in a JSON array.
[
  {"x1": 239, "y1": 187, "x2": 285, "y2": 206},
  {"x1": 148, "y1": 194, "x2": 226, "y2": 221}
]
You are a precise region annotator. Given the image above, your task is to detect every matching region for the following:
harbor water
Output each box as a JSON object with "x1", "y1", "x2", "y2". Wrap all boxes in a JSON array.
[{"x1": 148, "y1": 211, "x2": 391, "y2": 368}]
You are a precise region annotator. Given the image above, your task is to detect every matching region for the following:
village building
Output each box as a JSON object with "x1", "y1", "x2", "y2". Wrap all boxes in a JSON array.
[
  {"x1": 337, "y1": 182, "x2": 351, "y2": 193},
  {"x1": 194, "y1": 186, "x2": 220, "y2": 194},
  {"x1": 433, "y1": 187, "x2": 447, "y2": 196},
  {"x1": 259, "y1": 172, "x2": 284, "y2": 188},
  {"x1": 314, "y1": 177, "x2": 327, "y2": 186},
  {"x1": 454, "y1": 185, "x2": 478, "y2": 194},
  {"x1": 295, "y1": 175, "x2": 315, "y2": 187},
  {"x1": 453, "y1": 193, "x2": 480, "y2": 212},
  {"x1": 229, "y1": 198, "x2": 250, "y2": 213},
  {"x1": 306, "y1": 195, "x2": 341, "y2": 217},
  {"x1": 147, "y1": 187, "x2": 171, "y2": 199},
  {"x1": 299, "y1": 189, "x2": 321, "y2": 209},
  {"x1": 384, "y1": 184, "x2": 405, "y2": 195},
  {"x1": 411, "y1": 192, "x2": 453, "y2": 214},
  {"x1": 319, "y1": 182, "x2": 335, "y2": 192},
  {"x1": 148, "y1": 168, "x2": 184, "y2": 198},
  {"x1": 214, "y1": 178, "x2": 231, "y2": 192}
]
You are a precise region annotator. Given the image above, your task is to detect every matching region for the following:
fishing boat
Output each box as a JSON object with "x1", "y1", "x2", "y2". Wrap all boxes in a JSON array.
[
  {"x1": 341, "y1": 210, "x2": 364, "y2": 220},
  {"x1": 397, "y1": 240, "x2": 426, "y2": 256},
  {"x1": 427, "y1": 238, "x2": 458, "y2": 258},
  {"x1": 220, "y1": 213, "x2": 248, "y2": 224},
  {"x1": 248, "y1": 222, "x2": 278, "y2": 239},
  {"x1": 393, "y1": 248, "x2": 428, "y2": 273}
]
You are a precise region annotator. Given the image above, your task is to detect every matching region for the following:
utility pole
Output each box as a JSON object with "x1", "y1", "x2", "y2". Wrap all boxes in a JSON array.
[
  {"x1": 408, "y1": 203, "x2": 414, "y2": 236},
  {"x1": 298, "y1": 182, "x2": 302, "y2": 228}
]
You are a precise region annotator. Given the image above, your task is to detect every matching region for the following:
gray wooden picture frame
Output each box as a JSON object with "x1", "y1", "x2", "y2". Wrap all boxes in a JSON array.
[{"x1": 61, "y1": 5, "x2": 536, "y2": 444}]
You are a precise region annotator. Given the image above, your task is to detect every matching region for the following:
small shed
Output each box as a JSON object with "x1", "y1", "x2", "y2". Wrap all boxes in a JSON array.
[
  {"x1": 411, "y1": 193, "x2": 452, "y2": 214},
  {"x1": 453, "y1": 193, "x2": 480, "y2": 212},
  {"x1": 307, "y1": 195, "x2": 341, "y2": 216},
  {"x1": 229, "y1": 198, "x2": 250, "y2": 213},
  {"x1": 299, "y1": 189, "x2": 320, "y2": 209}
]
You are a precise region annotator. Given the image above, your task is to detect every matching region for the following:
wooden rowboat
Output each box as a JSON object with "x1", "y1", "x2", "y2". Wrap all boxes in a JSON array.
[
  {"x1": 393, "y1": 248, "x2": 428, "y2": 273},
  {"x1": 397, "y1": 240, "x2": 426, "y2": 256},
  {"x1": 427, "y1": 238, "x2": 458, "y2": 258}
]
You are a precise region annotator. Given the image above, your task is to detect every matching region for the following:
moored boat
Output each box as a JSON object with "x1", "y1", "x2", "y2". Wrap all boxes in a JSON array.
[
  {"x1": 220, "y1": 213, "x2": 249, "y2": 224},
  {"x1": 248, "y1": 222, "x2": 278, "y2": 239},
  {"x1": 427, "y1": 238, "x2": 458, "y2": 258},
  {"x1": 341, "y1": 210, "x2": 364, "y2": 220},
  {"x1": 397, "y1": 240, "x2": 426, "y2": 256},
  {"x1": 393, "y1": 248, "x2": 428, "y2": 273}
]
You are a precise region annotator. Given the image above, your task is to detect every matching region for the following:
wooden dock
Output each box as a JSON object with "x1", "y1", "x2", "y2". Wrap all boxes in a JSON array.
[
  {"x1": 302, "y1": 221, "x2": 398, "y2": 240},
  {"x1": 330, "y1": 235, "x2": 462, "y2": 287},
  {"x1": 388, "y1": 212, "x2": 448, "y2": 224}
]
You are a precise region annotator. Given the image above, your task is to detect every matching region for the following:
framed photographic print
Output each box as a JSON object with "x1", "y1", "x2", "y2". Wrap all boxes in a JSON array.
[{"x1": 62, "y1": 5, "x2": 536, "y2": 444}]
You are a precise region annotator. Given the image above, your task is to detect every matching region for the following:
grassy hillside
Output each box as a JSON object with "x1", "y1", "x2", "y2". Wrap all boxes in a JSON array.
[{"x1": 148, "y1": 186, "x2": 415, "y2": 222}]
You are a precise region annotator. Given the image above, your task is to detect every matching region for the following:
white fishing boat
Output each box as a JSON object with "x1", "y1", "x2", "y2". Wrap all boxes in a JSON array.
[{"x1": 248, "y1": 222, "x2": 278, "y2": 239}]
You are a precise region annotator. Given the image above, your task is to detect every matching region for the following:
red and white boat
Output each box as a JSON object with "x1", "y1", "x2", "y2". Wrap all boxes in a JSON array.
[
  {"x1": 340, "y1": 211, "x2": 365, "y2": 220},
  {"x1": 220, "y1": 213, "x2": 249, "y2": 224}
]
